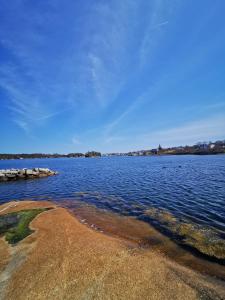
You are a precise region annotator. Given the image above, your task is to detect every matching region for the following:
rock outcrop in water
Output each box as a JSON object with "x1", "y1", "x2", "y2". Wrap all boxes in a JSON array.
[{"x1": 0, "y1": 168, "x2": 58, "y2": 182}]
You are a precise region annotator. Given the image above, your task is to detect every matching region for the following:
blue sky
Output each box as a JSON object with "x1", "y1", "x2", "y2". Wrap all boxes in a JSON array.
[{"x1": 0, "y1": 0, "x2": 225, "y2": 153}]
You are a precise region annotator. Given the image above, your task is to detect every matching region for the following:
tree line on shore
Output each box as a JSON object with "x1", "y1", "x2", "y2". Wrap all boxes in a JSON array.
[
  {"x1": 1, "y1": 140, "x2": 225, "y2": 160},
  {"x1": 0, "y1": 151, "x2": 101, "y2": 160}
]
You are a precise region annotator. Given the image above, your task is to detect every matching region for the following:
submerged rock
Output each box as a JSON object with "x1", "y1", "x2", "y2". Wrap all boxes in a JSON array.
[
  {"x1": 0, "y1": 168, "x2": 58, "y2": 182},
  {"x1": 144, "y1": 207, "x2": 225, "y2": 260}
]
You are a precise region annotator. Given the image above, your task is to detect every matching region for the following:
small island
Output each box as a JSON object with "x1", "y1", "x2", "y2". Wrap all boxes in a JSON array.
[{"x1": 84, "y1": 151, "x2": 101, "y2": 158}]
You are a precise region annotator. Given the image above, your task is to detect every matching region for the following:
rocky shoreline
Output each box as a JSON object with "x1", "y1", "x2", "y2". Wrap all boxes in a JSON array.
[
  {"x1": 0, "y1": 201, "x2": 225, "y2": 300},
  {"x1": 0, "y1": 168, "x2": 58, "y2": 182}
]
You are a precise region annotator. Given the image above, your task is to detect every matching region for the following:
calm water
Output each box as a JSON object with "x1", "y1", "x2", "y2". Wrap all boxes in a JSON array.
[{"x1": 1, "y1": 155, "x2": 225, "y2": 253}]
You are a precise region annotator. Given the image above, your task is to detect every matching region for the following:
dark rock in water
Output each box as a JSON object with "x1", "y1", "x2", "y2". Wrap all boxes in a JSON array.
[
  {"x1": 0, "y1": 174, "x2": 8, "y2": 181},
  {"x1": 0, "y1": 168, "x2": 58, "y2": 182}
]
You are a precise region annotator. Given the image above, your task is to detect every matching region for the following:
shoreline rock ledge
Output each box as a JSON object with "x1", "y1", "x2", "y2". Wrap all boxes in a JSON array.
[{"x1": 0, "y1": 168, "x2": 58, "y2": 182}]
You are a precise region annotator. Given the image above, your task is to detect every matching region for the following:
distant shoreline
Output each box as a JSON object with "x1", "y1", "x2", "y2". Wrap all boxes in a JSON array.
[
  {"x1": 0, "y1": 139, "x2": 225, "y2": 159},
  {"x1": 0, "y1": 152, "x2": 225, "y2": 160}
]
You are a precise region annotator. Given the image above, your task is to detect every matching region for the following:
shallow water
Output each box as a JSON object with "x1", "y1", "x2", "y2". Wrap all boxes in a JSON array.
[
  {"x1": 0, "y1": 155, "x2": 225, "y2": 259},
  {"x1": 64, "y1": 201, "x2": 225, "y2": 279}
]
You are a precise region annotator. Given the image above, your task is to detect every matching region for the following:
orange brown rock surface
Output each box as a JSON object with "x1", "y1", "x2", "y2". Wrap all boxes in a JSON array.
[{"x1": 0, "y1": 201, "x2": 224, "y2": 300}]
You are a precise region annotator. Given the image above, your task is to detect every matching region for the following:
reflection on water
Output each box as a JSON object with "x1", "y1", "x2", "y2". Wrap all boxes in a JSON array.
[{"x1": 0, "y1": 155, "x2": 225, "y2": 262}]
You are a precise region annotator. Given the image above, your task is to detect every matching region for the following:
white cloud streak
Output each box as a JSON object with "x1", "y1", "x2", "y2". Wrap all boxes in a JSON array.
[
  {"x1": 0, "y1": 65, "x2": 59, "y2": 132},
  {"x1": 152, "y1": 21, "x2": 169, "y2": 29},
  {"x1": 102, "y1": 115, "x2": 225, "y2": 152},
  {"x1": 72, "y1": 136, "x2": 81, "y2": 145},
  {"x1": 79, "y1": 0, "x2": 140, "y2": 108},
  {"x1": 0, "y1": 0, "x2": 175, "y2": 134},
  {"x1": 1, "y1": 0, "x2": 224, "y2": 153},
  {"x1": 143, "y1": 115, "x2": 225, "y2": 146},
  {"x1": 139, "y1": 0, "x2": 175, "y2": 67}
]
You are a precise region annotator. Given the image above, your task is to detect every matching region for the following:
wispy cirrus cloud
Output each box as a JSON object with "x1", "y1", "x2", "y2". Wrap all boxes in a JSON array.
[
  {"x1": 139, "y1": 0, "x2": 173, "y2": 67},
  {"x1": 143, "y1": 115, "x2": 225, "y2": 147},
  {"x1": 0, "y1": 0, "x2": 177, "y2": 134},
  {"x1": 72, "y1": 136, "x2": 81, "y2": 145},
  {"x1": 0, "y1": 0, "x2": 141, "y2": 133},
  {"x1": 103, "y1": 88, "x2": 152, "y2": 137},
  {"x1": 1, "y1": 0, "x2": 224, "y2": 154},
  {"x1": 152, "y1": 21, "x2": 169, "y2": 29},
  {"x1": 0, "y1": 3, "x2": 63, "y2": 132},
  {"x1": 80, "y1": 0, "x2": 140, "y2": 108},
  {"x1": 102, "y1": 114, "x2": 225, "y2": 152},
  {"x1": 0, "y1": 64, "x2": 60, "y2": 133}
]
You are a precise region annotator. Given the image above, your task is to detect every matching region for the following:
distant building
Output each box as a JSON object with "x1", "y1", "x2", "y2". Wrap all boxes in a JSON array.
[
  {"x1": 195, "y1": 142, "x2": 209, "y2": 150},
  {"x1": 151, "y1": 149, "x2": 158, "y2": 154},
  {"x1": 199, "y1": 143, "x2": 208, "y2": 150},
  {"x1": 137, "y1": 151, "x2": 144, "y2": 156},
  {"x1": 158, "y1": 144, "x2": 162, "y2": 151}
]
